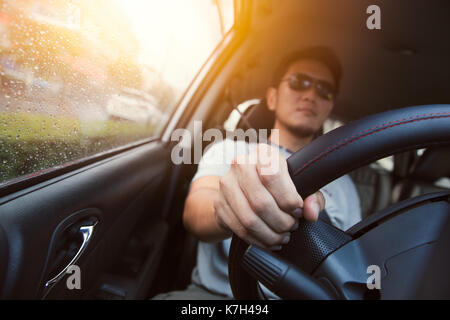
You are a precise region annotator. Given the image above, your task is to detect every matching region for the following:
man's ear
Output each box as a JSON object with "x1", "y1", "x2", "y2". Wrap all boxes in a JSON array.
[{"x1": 266, "y1": 87, "x2": 277, "y2": 112}]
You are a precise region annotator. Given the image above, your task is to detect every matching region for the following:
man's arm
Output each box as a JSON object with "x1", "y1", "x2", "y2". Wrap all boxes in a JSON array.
[
  {"x1": 183, "y1": 176, "x2": 231, "y2": 243},
  {"x1": 183, "y1": 144, "x2": 326, "y2": 249}
]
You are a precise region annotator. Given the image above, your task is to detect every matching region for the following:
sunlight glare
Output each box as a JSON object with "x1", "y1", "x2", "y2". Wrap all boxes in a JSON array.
[{"x1": 114, "y1": 0, "x2": 223, "y2": 92}]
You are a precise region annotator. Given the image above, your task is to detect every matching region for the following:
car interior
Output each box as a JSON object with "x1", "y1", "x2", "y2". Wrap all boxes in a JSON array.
[{"x1": 0, "y1": 0, "x2": 449, "y2": 299}]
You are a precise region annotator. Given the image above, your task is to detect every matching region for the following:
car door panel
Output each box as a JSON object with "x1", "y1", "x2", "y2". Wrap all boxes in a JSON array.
[{"x1": 0, "y1": 140, "x2": 171, "y2": 299}]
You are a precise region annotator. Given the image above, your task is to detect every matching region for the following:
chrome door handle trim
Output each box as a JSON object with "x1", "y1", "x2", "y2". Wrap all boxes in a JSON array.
[{"x1": 43, "y1": 220, "x2": 97, "y2": 297}]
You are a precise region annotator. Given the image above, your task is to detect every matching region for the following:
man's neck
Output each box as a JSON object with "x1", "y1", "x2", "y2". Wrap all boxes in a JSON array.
[{"x1": 268, "y1": 122, "x2": 314, "y2": 153}]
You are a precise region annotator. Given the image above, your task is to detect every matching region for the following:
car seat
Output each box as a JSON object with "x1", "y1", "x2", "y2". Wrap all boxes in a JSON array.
[{"x1": 395, "y1": 146, "x2": 450, "y2": 201}]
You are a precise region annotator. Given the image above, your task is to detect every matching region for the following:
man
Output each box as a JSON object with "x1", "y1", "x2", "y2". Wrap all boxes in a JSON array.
[{"x1": 155, "y1": 46, "x2": 361, "y2": 299}]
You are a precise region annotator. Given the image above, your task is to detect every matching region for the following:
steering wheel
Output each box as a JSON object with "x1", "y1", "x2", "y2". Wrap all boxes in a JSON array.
[{"x1": 229, "y1": 105, "x2": 450, "y2": 300}]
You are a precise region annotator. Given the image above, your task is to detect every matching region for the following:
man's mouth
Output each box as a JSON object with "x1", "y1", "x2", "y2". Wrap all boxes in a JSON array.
[{"x1": 295, "y1": 107, "x2": 317, "y2": 116}]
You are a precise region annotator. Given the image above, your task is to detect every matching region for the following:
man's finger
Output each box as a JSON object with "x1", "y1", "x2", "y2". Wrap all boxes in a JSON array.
[
  {"x1": 303, "y1": 191, "x2": 326, "y2": 221},
  {"x1": 214, "y1": 193, "x2": 268, "y2": 248},
  {"x1": 232, "y1": 158, "x2": 297, "y2": 234},
  {"x1": 254, "y1": 144, "x2": 304, "y2": 215},
  {"x1": 219, "y1": 173, "x2": 291, "y2": 247}
]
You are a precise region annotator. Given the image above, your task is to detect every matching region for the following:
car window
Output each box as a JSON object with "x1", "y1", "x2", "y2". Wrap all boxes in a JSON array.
[{"x1": 0, "y1": 0, "x2": 234, "y2": 185}]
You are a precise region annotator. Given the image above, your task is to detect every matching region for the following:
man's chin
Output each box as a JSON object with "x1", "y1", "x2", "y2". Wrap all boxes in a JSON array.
[{"x1": 285, "y1": 124, "x2": 318, "y2": 138}]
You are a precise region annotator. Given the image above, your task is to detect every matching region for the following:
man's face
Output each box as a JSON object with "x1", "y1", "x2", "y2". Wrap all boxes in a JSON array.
[{"x1": 267, "y1": 59, "x2": 335, "y2": 137}]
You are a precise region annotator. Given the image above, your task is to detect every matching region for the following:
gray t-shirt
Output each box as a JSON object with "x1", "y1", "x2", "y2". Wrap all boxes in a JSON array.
[{"x1": 190, "y1": 139, "x2": 362, "y2": 297}]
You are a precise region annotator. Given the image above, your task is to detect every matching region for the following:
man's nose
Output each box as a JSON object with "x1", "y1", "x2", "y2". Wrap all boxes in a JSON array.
[{"x1": 300, "y1": 86, "x2": 318, "y2": 102}]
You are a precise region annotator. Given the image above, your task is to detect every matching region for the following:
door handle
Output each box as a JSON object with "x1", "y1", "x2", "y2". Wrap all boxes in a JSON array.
[{"x1": 43, "y1": 220, "x2": 98, "y2": 297}]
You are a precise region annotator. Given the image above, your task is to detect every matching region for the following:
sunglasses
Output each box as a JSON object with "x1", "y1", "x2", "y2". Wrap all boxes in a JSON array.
[{"x1": 281, "y1": 73, "x2": 335, "y2": 101}]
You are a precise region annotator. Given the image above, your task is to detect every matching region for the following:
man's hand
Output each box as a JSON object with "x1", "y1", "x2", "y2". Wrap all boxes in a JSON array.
[{"x1": 214, "y1": 144, "x2": 325, "y2": 250}]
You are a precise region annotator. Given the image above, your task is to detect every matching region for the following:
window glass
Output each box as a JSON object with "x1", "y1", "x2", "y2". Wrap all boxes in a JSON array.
[{"x1": 0, "y1": 0, "x2": 233, "y2": 185}]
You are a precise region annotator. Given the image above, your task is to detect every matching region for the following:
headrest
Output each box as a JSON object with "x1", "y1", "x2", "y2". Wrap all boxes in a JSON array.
[
  {"x1": 235, "y1": 99, "x2": 324, "y2": 140},
  {"x1": 236, "y1": 99, "x2": 275, "y2": 131}
]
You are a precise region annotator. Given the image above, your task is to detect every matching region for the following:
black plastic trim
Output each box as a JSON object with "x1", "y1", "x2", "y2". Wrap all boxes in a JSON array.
[
  {"x1": 0, "y1": 137, "x2": 161, "y2": 198},
  {"x1": 346, "y1": 191, "x2": 450, "y2": 237}
]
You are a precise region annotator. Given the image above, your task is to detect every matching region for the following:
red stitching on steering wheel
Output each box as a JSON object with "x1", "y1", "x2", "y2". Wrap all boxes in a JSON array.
[{"x1": 292, "y1": 112, "x2": 450, "y2": 177}]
